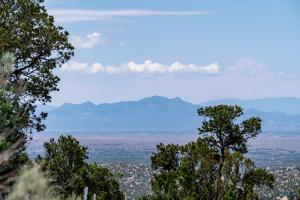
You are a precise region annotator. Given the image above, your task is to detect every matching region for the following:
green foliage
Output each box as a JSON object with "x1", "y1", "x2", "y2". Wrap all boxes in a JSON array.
[
  {"x1": 198, "y1": 105, "x2": 261, "y2": 155},
  {"x1": 36, "y1": 135, "x2": 88, "y2": 196},
  {"x1": 151, "y1": 143, "x2": 180, "y2": 172},
  {"x1": 0, "y1": 0, "x2": 74, "y2": 104},
  {"x1": 0, "y1": 0, "x2": 73, "y2": 193},
  {"x1": 81, "y1": 163, "x2": 125, "y2": 200},
  {"x1": 37, "y1": 135, "x2": 124, "y2": 199},
  {"x1": 0, "y1": 0, "x2": 74, "y2": 135},
  {"x1": 242, "y1": 168, "x2": 274, "y2": 188},
  {"x1": 150, "y1": 139, "x2": 219, "y2": 200},
  {"x1": 145, "y1": 105, "x2": 274, "y2": 200}
]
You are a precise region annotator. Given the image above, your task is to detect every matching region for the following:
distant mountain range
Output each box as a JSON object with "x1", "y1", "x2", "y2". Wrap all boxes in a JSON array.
[
  {"x1": 201, "y1": 97, "x2": 300, "y2": 114},
  {"x1": 41, "y1": 96, "x2": 300, "y2": 133}
]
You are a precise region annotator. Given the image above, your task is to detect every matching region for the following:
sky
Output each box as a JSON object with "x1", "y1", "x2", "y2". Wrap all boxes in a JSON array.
[{"x1": 45, "y1": 0, "x2": 300, "y2": 105}]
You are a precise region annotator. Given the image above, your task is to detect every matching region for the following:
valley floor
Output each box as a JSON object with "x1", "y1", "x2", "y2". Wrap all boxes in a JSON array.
[{"x1": 27, "y1": 132, "x2": 300, "y2": 199}]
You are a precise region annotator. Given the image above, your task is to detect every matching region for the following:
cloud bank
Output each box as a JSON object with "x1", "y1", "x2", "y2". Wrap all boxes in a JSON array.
[
  {"x1": 56, "y1": 57, "x2": 300, "y2": 105},
  {"x1": 61, "y1": 60, "x2": 220, "y2": 75},
  {"x1": 49, "y1": 9, "x2": 212, "y2": 22},
  {"x1": 61, "y1": 57, "x2": 277, "y2": 78}
]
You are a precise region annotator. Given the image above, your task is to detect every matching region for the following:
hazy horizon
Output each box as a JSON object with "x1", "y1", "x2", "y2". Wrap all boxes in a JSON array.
[{"x1": 47, "y1": 95, "x2": 300, "y2": 107}]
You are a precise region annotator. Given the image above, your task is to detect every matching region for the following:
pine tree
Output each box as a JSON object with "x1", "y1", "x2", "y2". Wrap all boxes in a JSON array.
[
  {"x1": 0, "y1": 0, "x2": 73, "y2": 195},
  {"x1": 144, "y1": 105, "x2": 274, "y2": 200},
  {"x1": 37, "y1": 135, "x2": 125, "y2": 199}
]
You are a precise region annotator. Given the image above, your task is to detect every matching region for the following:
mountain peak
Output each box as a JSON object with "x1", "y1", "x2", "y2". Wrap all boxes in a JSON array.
[
  {"x1": 61, "y1": 101, "x2": 95, "y2": 107},
  {"x1": 81, "y1": 101, "x2": 95, "y2": 106},
  {"x1": 172, "y1": 97, "x2": 184, "y2": 102},
  {"x1": 140, "y1": 96, "x2": 186, "y2": 102},
  {"x1": 139, "y1": 95, "x2": 170, "y2": 102}
]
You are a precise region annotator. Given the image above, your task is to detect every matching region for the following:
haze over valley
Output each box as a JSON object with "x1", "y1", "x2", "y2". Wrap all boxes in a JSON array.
[{"x1": 41, "y1": 96, "x2": 300, "y2": 133}]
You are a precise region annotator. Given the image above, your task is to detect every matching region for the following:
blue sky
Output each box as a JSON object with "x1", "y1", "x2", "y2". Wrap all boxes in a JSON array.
[{"x1": 45, "y1": 0, "x2": 300, "y2": 105}]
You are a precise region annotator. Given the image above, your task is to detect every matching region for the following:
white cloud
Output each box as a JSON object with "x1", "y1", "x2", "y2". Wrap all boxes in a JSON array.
[
  {"x1": 70, "y1": 32, "x2": 102, "y2": 49},
  {"x1": 61, "y1": 60, "x2": 220, "y2": 75},
  {"x1": 61, "y1": 61, "x2": 88, "y2": 71},
  {"x1": 125, "y1": 60, "x2": 220, "y2": 74},
  {"x1": 49, "y1": 9, "x2": 212, "y2": 22},
  {"x1": 228, "y1": 57, "x2": 270, "y2": 77},
  {"x1": 88, "y1": 63, "x2": 122, "y2": 74}
]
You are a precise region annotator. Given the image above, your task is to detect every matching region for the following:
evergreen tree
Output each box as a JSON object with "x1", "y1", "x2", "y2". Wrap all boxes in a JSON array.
[
  {"x1": 37, "y1": 135, "x2": 125, "y2": 200},
  {"x1": 198, "y1": 105, "x2": 262, "y2": 173},
  {"x1": 0, "y1": 0, "x2": 74, "y2": 105},
  {"x1": 81, "y1": 164, "x2": 125, "y2": 200},
  {"x1": 144, "y1": 105, "x2": 274, "y2": 200},
  {"x1": 36, "y1": 135, "x2": 88, "y2": 196},
  {"x1": 0, "y1": 0, "x2": 73, "y2": 194},
  {"x1": 0, "y1": 0, "x2": 73, "y2": 133}
]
